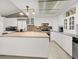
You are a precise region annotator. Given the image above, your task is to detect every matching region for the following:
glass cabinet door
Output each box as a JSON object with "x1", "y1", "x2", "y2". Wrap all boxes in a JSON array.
[
  {"x1": 69, "y1": 16, "x2": 75, "y2": 30},
  {"x1": 64, "y1": 19, "x2": 67, "y2": 29}
]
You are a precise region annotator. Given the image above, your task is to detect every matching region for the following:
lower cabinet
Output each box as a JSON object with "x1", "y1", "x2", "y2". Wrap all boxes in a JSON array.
[
  {"x1": 62, "y1": 35, "x2": 72, "y2": 56},
  {"x1": 51, "y1": 32, "x2": 72, "y2": 56}
]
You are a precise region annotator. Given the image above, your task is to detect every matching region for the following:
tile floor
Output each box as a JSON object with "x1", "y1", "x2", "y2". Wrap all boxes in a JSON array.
[
  {"x1": 48, "y1": 41, "x2": 72, "y2": 59},
  {"x1": 0, "y1": 41, "x2": 72, "y2": 59}
]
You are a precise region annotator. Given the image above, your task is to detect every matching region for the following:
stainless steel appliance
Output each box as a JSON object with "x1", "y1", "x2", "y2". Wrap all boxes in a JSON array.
[
  {"x1": 59, "y1": 26, "x2": 63, "y2": 32},
  {"x1": 6, "y1": 26, "x2": 17, "y2": 31},
  {"x1": 72, "y1": 37, "x2": 78, "y2": 59}
]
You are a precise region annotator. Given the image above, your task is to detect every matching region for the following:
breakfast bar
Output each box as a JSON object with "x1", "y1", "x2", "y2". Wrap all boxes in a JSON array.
[{"x1": 0, "y1": 32, "x2": 49, "y2": 58}]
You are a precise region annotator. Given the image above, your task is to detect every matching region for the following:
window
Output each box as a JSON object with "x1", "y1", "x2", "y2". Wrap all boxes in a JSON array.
[
  {"x1": 27, "y1": 18, "x2": 34, "y2": 25},
  {"x1": 31, "y1": 18, "x2": 34, "y2": 24},
  {"x1": 27, "y1": 18, "x2": 30, "y2": 24}
]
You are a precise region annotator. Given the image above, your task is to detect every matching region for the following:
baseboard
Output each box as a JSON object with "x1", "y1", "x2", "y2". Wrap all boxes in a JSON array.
[{"x1": 0, "y1": 54, "x2": 47, "y2": 59}]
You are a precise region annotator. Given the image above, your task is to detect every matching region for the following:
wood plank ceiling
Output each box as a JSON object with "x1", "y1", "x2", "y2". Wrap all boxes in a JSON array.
[
  {"x1": 0, "y1": 0, "x2": 77, "y2": 17},
  {"x1": 38, "y1": 0, "x2": 77, "y2": 16}
]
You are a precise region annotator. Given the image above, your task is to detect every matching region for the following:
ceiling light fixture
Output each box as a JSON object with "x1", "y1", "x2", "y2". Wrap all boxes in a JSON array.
[
  {"x1": 32, "y1": 9, "x2": 35, "y2": 15},
  {"x1": 26, "y1": 6, "x2": 29, "y2": 16},
  {"x1": 19, "y1": 12, "x2": 24, "y2": 15},
  {"x1": 26, "y1": 6, "x2": 35, "y2": 16}
]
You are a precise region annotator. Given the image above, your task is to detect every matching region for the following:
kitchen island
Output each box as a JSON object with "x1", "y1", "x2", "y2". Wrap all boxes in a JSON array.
[{"x1": 0, "y1": 31, "x2": 49, "y2": 58}]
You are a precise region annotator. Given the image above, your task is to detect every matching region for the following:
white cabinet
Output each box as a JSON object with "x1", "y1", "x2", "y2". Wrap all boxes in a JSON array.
[
  {"x1": 62, "y1": 35, "x2": 72, "y2": 56},
  {"x1": 17, "y1": 19, "x2": 27, "y2": 31},
  {"x1": 64, "y1": 14, "x2": 76, "y2": 34},
  {"x1": 51, "y1": 32, "x2": 72, "y2": 56},
  {"x1": 0, "y1": 37, "x2": 49, "y2": 58},
  {"x1": 4, "y1": 18, "x2": 17, "y2": 28}
]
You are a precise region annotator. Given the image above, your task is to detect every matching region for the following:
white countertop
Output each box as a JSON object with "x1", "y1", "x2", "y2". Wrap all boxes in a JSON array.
[
  {"x1": 2, "y1": 31, "x2": 49, "y2": 38},
  {"x1": 52, "y1": 31, "x2": 78, "y2": 38}
]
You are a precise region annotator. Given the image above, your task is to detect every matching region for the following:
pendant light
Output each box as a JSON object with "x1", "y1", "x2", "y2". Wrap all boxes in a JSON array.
[
  {"x1": 26, "y1": 6, "x2": 35, "y2": 16},
  {"x1": 32, "y1": 9, "x2": 35, "y2": 15},
  {"x1": 26, "y1": 6, "x2": 29, "y2": 16}
]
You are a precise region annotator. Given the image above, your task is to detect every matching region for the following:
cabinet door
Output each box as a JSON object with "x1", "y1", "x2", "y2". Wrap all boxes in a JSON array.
[
  {"x1": 63, "y1": 35, "x2": 72, "y2": 56},
  {"x1": 64, "y1": 15, "x2": 76, "y2": 34},
  {"x1": 17, "y1": 20, "x2": 23, "y2": 29},
  {"x1": 66, "y1": 36, "x2": 72, "y2": 56},
  {"x1": 22, "y1": 20, "x2": 27, "y2": 30},
  {"x1": 17, "y1": 20, "x2": 27, "y2": 30}
]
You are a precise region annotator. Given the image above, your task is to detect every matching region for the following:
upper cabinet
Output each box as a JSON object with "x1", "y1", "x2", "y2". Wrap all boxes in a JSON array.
[
  {"x1": 69, "y1": 16, "x2": 75, "y2": 30},
  {"x1": 17, "y1": 19, "x2": 27, "y2": 30},
  {"x1": 64, "y1": 19, "x2": 67, "y2": 29},
  {"x1": 64, "y1": 7, "x2": 77, "y2": 34}
]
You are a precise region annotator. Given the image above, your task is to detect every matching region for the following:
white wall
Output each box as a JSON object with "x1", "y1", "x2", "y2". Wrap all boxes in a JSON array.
[
  {"x1": 57, "y1": 15, "x2": 65, "y2": 27},
  {"x1": 34, "y1": 17, "x2": 52, "y2": 26},
  {"x1": 4, "y1": 17, "x2": 51, "y2": 27},
  {"x1": 3, "y1": 18, "x2": 17, "y2": 28},
  {"x1": 0, "y1": 15, "x2": 4, "y2": 34},
  {"x1": 34, "y1": 17, "x2": 58, "y2": 31},
  {"x1": 50, "y1": 17, "x2": 58, "y2": 31}
]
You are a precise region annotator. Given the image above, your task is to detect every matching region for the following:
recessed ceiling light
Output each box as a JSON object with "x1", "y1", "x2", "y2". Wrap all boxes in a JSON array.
[{"x1": 19, "y1": 13, "x2": 24, "y2": 15}]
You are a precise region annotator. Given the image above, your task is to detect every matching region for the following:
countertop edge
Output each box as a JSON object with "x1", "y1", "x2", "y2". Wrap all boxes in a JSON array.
[{"x1": 52, "y1": 31, "x2": 78, "y2": 38}]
